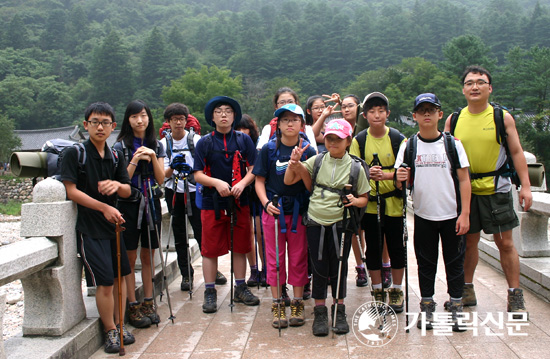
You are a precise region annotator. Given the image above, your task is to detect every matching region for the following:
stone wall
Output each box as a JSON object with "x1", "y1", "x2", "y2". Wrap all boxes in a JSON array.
[{"x1": 0, "y1": 178, "x2": 34, "y2": 204}]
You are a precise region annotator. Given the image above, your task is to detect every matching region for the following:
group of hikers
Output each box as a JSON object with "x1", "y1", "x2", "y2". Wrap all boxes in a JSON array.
[{"x1": 59, "y1": 65, "x2": 532, "y2": 354}]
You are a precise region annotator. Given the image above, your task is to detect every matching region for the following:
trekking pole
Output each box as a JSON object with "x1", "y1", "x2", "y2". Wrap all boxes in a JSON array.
[
  {"x1": 163, "y1": 174, "x2": 178, "y2": 269},
  {"x1": 372, "y1": 153, "x2": 385, "y2": 304},
  {"x1": 145, "y1": 174, "x2": 175, "y2": 323},
  {"x1": 252, "y1": 201, "x2": 260, "y2": 291},
  {"x1": 229, "y1": 194, "x2": 236, "y2": 312},
  {"x1": 183, "y1": 176, "x2": 193, "y2": 299},
  {"x1": 272, "y1": 195, "x2": 281, "y2": 337},
  {"x1": 333, "y1": 186, "x2": 350, "y2": 338},
  {"x1": 400, "y1": 162, "x2": 410, "y2": 333},
  {"x1": 115, "y1": 222, "x2": 126, "y2": 356}
]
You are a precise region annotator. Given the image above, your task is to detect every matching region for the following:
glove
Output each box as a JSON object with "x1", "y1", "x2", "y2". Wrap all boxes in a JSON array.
[{"x1": 170, "y1": 153, "x2": 186, "y2": 170}]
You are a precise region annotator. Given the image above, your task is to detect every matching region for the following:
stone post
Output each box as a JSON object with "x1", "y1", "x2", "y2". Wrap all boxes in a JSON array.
[{"x1": 19, "y1": 178, "x2": 86, "y2": 336}]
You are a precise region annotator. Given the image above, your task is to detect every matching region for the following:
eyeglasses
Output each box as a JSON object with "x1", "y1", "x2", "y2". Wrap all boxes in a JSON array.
[
  {"x1": 415, "y1": 107, "x2": 440, "y2": 115},
  {"x1": 170, "y1": 116, "x2": 187, "y2": 123},
  {"x1": 311, "y1": 106, "x2": 326, "y2": 111},
  {"x1": 213, "y1": 109, "x2": 234, "y2": 116},
  {"x1": 463, "y1": 79, "x2": 490, "y2": 88},
  {"x1": 279, "y1": 118, "x2": 301, "y2": 124},
  {"x1": 341, "y1": 104, "x2": 357, "y2": 110},
  {"x1": 277, "y1": 99, "x2": 295, "y2": 106},
  {"x1": 87, "y1": 120, "x2": 113, "y2": 127}
]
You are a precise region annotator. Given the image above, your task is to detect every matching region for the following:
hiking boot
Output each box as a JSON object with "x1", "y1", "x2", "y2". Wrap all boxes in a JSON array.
[
  {"x1": 462, "y1": 283, "x2": 477, "y2": 306},
  {"x1": 381, "y1": 266, "x2": 392, "y2": 289},
  {"x1": 202, "y1": 287, "x2": 217, "y2": 313},
  {"x1": 215, "y1": 271, "x2": 227, "y2": 285},
  {"x1": 417, "y1": 300, "x2": 437, "y2": 330},
  {"x1": 234, "y1": 282, "x2": 260, "y2": 306},
  {"x1": 331, "y1": 304, "x2": 350, "y2": 334},
  {"x1": 312, "y1": 305, "x2": 329, "y2": 336},
  {"x1": 281, "y1": 285, "x2": 291, "y2": 306},
  {"x1": 303, "y1": 279, "x2": 312, "y2": 300},
  {"x1": 181, "y1": 276, "x2": 193, "y2": 291},
  {"x1": 507, "y1": 288, "x2": 529, "y2": 320},
  {"x1": 128, "y1": 302, "x2": 152, "y2": 328},
  {"x1": 141, "y1": 299, "x2": 160, "y2": 324},
  {"x1": 260, "y1": 270, "x2": 268, "y2": 287},
  {"x1": 271, "y1": 302, "x2": 288, "y2": 329},
  {"x1": 247, "y1": 268, "x2": 259, "y2": 287},
  {"x1": 372, "y1": 288, "x2": 386, "y2": 303},
  {"x1": 356, "y1": 266, "x2": 369, "y2": 287},
  {"x1": 449, "y1": 301, "x2": 466, "y2": 332},
  {"x1": 388, "y1": 288, "x2": 404, "y2": 313},
  {"x1": 116, "y1": 324, "x2": 135, "y2": 345},
  {"x1": 289, "y1": 299, "x2": 305, "y2": 327},
  {"x1": 104, "y1": 329, "x2": 120, "y2": 354}
]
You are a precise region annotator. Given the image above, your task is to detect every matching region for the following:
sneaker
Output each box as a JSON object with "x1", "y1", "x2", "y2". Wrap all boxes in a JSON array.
[
  {"x1": 116, "y1": 324, "x2": 135, "y2": 345},
  {"x1": 181, "y1": 276, "x2": 193, "y2": 291},
  {"x1": 104, "y1": 329, "x2": 120, "y2": 354},
  {"x1": 234, "y1": 282, "x2": 260, "y2": 306},
  {"x1": 381, "y1": 266, "x2": 392, "y2": 289},
  {"x1": 462, "y1": 283, "x2": 477, "y2": 306},
  {"x1": 271, "y1": 302, "x2": 288, "y2": 329},
  {"x1": 281, "y1": 285, "x2": 291, "y2": 307},
  {"x1": 507, "y1": 288, "x2": 529, "y2": 320},
  {"x1": 289, "y1": 299, "x2": 305, "y2": 327},
  {"x1": 247, "y1": 268, "x2": 259, "y2": 287},
  {"x1": 215, "y1": 271, "x2": 227, "y2": 285},
  {"x1": 202, "y1": 287, "x2": 218, "y2": 313},
  {"x1": 312, "y1": 305, "x2": 329, "y2": 336},
  {"x1": 128, "y1": 303, "x2": 152, "y2": 328},
  {"x1": 372, "y1": 288, "x2": 386, "y2": 303},
  {"x1": 331, "y1": 304, "x2": 349, "y2": 334},
  {"x1": 449, "y1": 301, "x2": 466, "y2": 332},
  {"x1": 417, "y1": 300, "x2": 437, "y2": 330},
  {"x1": 356, "y1": 266, "x2": 369, "y2": 287},
  {"x1": 388, "y1": 288, "x2": 404, "y2": 313},
  {"x1": 303, "y1": 280, "x2": 312, "y2": 300},
  {"x1": 141, "y1": 299, "x2": 160, "y2": 324}
]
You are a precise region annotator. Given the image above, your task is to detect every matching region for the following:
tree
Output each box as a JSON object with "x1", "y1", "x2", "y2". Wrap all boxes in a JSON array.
[
  {"x1": 138, "y1": 27, "x2": 172, "y2": 107},
  {"x1": 0, "y1": 114, "x2": 21, "y2": 163},
  {"x1": 161, "y1": 65, "x2": 242, "y2": 130},
  {"x1": 6, "y1": 14, "x2": 30, "y2": 49},
  {"x1": 441, "y1": 35, "x2": 497, "y2": 78},
  {"x1": 39, "y1": 9, "x2": 67, "y2": 51}
]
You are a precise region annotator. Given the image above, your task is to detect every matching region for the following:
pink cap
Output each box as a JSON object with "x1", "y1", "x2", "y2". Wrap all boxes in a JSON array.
[{"x1": 324, "y1": 119, "x2": 353, "y2": 139}]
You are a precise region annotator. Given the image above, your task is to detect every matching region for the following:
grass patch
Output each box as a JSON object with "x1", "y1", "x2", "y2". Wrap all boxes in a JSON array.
[{"x1": 0, "y1": 200, "x2": 22, "y2": 216}]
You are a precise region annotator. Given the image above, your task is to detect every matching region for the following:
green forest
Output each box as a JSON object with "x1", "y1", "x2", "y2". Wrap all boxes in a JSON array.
[{"x1": 1, "y1": 0, "x2": 550, "y2": 180}]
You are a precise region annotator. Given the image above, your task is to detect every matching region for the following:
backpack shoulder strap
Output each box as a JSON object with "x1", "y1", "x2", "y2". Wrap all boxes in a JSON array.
[
  {"x1": 75, "y1": 142, "x2": 86, "y2": 169},
  {"x1": 442, "y1": 131, "x2": 462, "y2": 214},
  {"x1": 311, "y1": 151, "x2": 327, "y2": 187},
  {"x1": 449, "y1": 107, "x2": 463, "y2": 136},
  {"x1": 187, "y1": 127, "x2": 196, "y2": 154},
  {"x1": 348, "y1": 154, "x2": 367, "y2": 195},
  {"x1": 404, "y1": 134, "x2": 418, "y2": 190},
  {"x1": 355, "y1": 129, "x2": 368, "y2": 161},
  {"x1": 491, "y1": 103, "x2": 506, "y2": 145},
  {"x1": 388, "y1": 127, "x2": 406, "y2": 159}
]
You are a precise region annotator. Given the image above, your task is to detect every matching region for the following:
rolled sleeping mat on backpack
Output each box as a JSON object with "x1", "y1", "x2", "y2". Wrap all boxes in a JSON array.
[
  {"x1": 528, "y1": 163, "x2": 545, "y2": 188},
  {"x1": 9, "y1": 151, "x2": 48, "y2": 178}
]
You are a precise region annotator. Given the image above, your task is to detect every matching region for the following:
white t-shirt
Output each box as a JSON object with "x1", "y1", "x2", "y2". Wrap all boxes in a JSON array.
[
  {"x1": 395, "y1": 134, "x2": 469, "y2": 221},
  {"x1": 256, "y1": 123, "x2": 318, "y2": 153},
  {"x1": 160, "y1": 132, "x2": 201, "y2": 193}
]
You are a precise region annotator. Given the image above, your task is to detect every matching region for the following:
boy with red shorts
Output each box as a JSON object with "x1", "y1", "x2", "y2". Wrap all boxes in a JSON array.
[{"x1": 194, "y1": 96, "x2": 260, "y2": 313}]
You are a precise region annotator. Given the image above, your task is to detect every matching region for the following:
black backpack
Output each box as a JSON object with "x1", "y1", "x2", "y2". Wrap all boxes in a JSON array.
[{"x1": 450, "y1": 103, "x2": 520, "y2": 189}]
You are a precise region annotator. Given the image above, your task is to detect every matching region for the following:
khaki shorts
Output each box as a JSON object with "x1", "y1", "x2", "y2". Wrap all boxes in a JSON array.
[{"x1": 469, "y1": 191, "x2": 519, "y2": 234}]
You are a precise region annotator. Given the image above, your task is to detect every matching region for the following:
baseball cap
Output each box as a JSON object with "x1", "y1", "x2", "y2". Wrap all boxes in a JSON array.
[
  {"x1": 362, "y1": 92, "x2": 389, "y2": 108},
  {"x1": 323, "y1": 119, "x2": 353, "y2": 139},
  {"x1": 413, "y1": 93, "x2": 441, "y2": 112},
  {"x1": 273, "y1": 103, "x2": 305, "y2": 121}
]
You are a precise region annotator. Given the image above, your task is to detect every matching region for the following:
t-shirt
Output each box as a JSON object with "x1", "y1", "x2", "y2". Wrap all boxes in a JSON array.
[
  {"x1": 394, "y1": 133, "x2": 470, "y2": 221},
  {"x1": 253, "y1": 141, "x2": 317, "y2": 213},
  {"x1": 60, "y1": 139, "x2": 131, "y2": 239},
  {"x1": 304, "y1": 152, "x2": 371, "y2": 226},
  {"x1": 193, "y1": 130, "x2": 257, "y2": 210},
  {"x1": 349, "y1": 127, "x2": 405, "y2": 217},
  {"x1": 453, "y1": 105, "x2": 511, "y2": 195},
  {"x1": 160, "y1": 132, "x2": 201, "y2": 193}
]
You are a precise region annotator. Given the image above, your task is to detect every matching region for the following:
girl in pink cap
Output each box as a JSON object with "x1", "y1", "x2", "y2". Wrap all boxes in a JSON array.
[{"x1": 285, "y1": 118, "x2": 370, "y2": 337}]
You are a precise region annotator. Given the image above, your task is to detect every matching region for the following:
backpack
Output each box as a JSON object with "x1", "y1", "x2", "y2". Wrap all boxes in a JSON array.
[
  {"x1": 42, "y1": 139, "x2": 119, "y2": 181},
  {"x1": 355, "y1": 127, "x2": 405, "y2": 169},
  {"x1": 164, "y1": 127, "x2": 196, "y2": 160},
  {"x1": 450, "y1": 103, "x2": 520, "y2": 189},
  {"x1": 311, "y1": 151, "x2": 370, "y2": 226},
  {"x1": 403, "y1": 132, "x2": 462, "y2": 213}
]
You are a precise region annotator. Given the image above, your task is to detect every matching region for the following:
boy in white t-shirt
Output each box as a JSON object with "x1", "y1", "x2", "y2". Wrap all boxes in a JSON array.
[{"x1": 395, "y1": 93, "x2": 471, "y2": 332}]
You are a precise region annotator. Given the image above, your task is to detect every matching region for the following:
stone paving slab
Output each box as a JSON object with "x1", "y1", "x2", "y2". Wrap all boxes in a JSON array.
[{"x1": 89, "y1": 214, "x2": 550, "y2": 359}]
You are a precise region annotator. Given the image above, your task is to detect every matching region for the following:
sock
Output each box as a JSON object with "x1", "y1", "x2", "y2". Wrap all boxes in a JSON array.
[
  {"x1": 465, "y1": 283, "x2": 473, "y2": 286},
  {"x1": 293, "y1": 297, "x2": 302, "y2": 301},
  {"x1": 144, "y1": 297, "x2": 153, "y2": 302},
  {"x1": 129, "y1": 301, "x2": 140, "y2": 306},
  {"x1": 205, "y1": 282, "x2": 215, "y2": 289},
  {"x1": 508, "y1": 288, "x2": 517, "y2": 293},
  {"x1": 250, "y1": 264, "x2": 257, "y2": 270},
  {"x1": 273, "y1": 298, "x2": 279, "y2": 303},
  {"x1": 392, "y1": 284, "x2": 402, "y2": 290},
  {"x1": 356, "y1": 264, "x2": 365, "y2": 269},
  {"x1": 421, "y1": 297, "x2": 433, "y2": 302},
  {"x1": 373, "y1": 283, "x2": 382, "y2": 289},
  {"x1": 382, "y1": 262, "x2": 391, "y2": 268},
  {"x1": 235, "y1": 278, "x2": 245, "y2": 286},
  {"x1": 450, "y1": 297, "x2": 462, "y2": 303}
]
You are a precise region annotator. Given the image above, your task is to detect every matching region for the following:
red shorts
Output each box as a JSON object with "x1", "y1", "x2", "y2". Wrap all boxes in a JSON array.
[{"x1": 201, "y1": 205, "x2": 252, "y2": 257}]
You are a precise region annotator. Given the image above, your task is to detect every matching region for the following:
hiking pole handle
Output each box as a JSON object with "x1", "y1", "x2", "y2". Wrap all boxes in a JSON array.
[
  {"x1": 372, "y1": 153, "x2": 380, "y2": 167},
  {"x1": 272, "y1": 195, "x2": 279, "y2": 219},
  {"x1": 399, "y1": 163, "x2": 408, "y2": 194}
]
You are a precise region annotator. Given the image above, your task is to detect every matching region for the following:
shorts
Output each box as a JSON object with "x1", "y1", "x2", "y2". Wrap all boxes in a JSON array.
[
  {"x1": 122, "y1": 197, "x2": 161, "y2": 251},
  {"x1": 201, "y1": 205, "x2": 252, "y2": 257},
  {"x1": 78, "y1": 232, "x2": 131, "y2": 287},
  {"x1": 469, "y1": 191, "x2": 519, "y2": 234}
]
